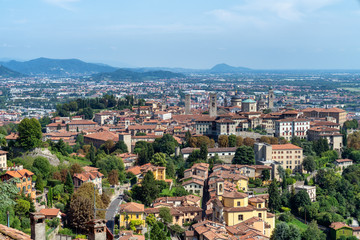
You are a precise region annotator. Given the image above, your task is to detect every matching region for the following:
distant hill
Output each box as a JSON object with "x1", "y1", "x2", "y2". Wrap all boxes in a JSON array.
[
  {"x1": 0, "y1": 58, "x2": 118, "y2": 76},
  {"x1": 0, "y1": 65, "x2": 23, "y2": 78},
  {"x1": 92, "y1": 68, "x2": 185, "y2": 82},
  {"x1": 126, "y1": 63, "x2": 251, "y2": 74},
  {"x1": 209, "y1": 63, "x2": 251, "y2": 73}
]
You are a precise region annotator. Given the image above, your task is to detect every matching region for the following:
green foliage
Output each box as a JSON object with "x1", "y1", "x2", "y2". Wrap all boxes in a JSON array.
[
  {"x1": 271, "y1": 222, "x2": 301, "y2": 240},
  {"x1": 135, "y1": 141, "x2": 154, "y2": 165},
  {"x1": 150, "y1": 152, "x2": 167, "y2": 167},
  {"x1": 131, "y1": 171, "x2": 160, "y2": 206},
  {"x1": 199, "y1": 142, "x2": 208, "y2": 161},
  {"x1": 17, "y1": 118, "x2": 42, "y2": 150},
  {"x1": 262, "y1": 169, "x2": 270, "y2": 181},
  {"x1": 35, "y1": 175, "x2": 44, "y2": 193},
  {"x1": 146, "y1": 214, "x2": 156, "y2": 227},
  {"x1": 115, "y1": 140, "x2": 128, "y2": 153},
  {"x1": 232, "y1": 145, "x2": 255, "y2": 165},
  {"x1": 14, "y1": 199, "x2": 30, "y2": 217},
  {"x1": 228, "y1": 134, "x2": 236, "y2": 147},
  {"x1": 64, "y1": 171, "x2": 74, "y2": 195},
  {"x1": 303, "y1": 156, "x2": 316, "y2": 173},
  {"x1": 301, "y1": 220, "x2": 326, "y2": 240},
  {"x1": 313, "y1": 138, "x2": 329, "y2": 156},
  {"x1": 344, "y1": 119, "x2": 358, "y2": 130},
  {"x1": 268, "y1": 180, "x2": 281, "y2": 213},
  {"x1": 96, "y1": 155, "x2": 125, "y2": 180},
  {"x1": 159, "y1": 207, "x2": 172, "y2": 224},
  {"x1": 33, "y1": 156, "x2": 51, "y2": 178},
  {"x1": 150, "y1": 222, "x2": 167, "y2": 240},
  {"x1": 292, "y1": 190, "x2": 311, "y2": 213},
  {"x1": 153, "y1": 134, "x2": 178, "y2": 155}
]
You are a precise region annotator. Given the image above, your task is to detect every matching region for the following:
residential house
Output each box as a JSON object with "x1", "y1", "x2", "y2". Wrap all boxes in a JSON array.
[
  {"x1": 119, "y1": 202, "x2": 145, "y2": 234},
  {"x1": 39, "y1": 208, "x2": 61, "y2": 220},
  {"x1": 1, "y1": 169, "x2": 36, "y2": 200},
  {"x1": 334, "y1": 159, "x2": 353, "y2": 171},
  {"x1": 73, "y1": 166, "x2": 104, "y2": 194},
  {"x1": 329, "y1": 222, "x2": 353, "y2": 240}
]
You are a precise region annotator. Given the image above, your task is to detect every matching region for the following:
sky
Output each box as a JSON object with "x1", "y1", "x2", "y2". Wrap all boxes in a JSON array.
[{"x1": 1, "y1": 0, "x2": 360, "y2": 69}]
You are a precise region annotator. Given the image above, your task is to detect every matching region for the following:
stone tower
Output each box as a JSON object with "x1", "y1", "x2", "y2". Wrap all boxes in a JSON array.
[
  {"x1": 30, "y1": 212, "x2": 45, "y2": 240},
  {"x1": 87, "y1": 219, "x2": 107, "y2": 240},
  {"x1": 209, "y1": 93, "x2": 217, "y2": 117},
  {"x1": 185, "y1": 94, "x2": 191, "y2": 115},
  {"x1": 268, "y1": 87, "x2": 274, "y2": 109}
]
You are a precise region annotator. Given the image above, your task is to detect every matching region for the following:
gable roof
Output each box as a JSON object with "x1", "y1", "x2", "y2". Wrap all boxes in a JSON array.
[
  {"x1": 4, "y1": 169, "x2": 34, "y2": 178},
  {"x1": 119, "y1": 202, "x2": 144, "y2": 213},
  {"x1": 0, "y1": 224, "x2": 31, "y2": 240}
]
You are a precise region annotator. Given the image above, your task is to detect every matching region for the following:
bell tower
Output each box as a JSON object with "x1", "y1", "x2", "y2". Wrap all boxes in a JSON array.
[
  {"x1": 209, "y1": 93, "x2": 217, "y2": 117},
  {"x1": 268, "y1": 87, "x2": 274, "y2": 109}
]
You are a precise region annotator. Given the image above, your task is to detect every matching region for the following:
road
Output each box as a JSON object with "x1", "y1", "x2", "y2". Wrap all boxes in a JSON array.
[{"x1": 106, "y1": 194, "x2": 124, "y2": 234}]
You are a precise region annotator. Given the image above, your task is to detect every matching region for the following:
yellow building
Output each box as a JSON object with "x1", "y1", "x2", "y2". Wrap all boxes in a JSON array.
[
  {"x1": 211, "y1": 180, "x2": 275, "y2": 238},
  {"x1": 1, "y1": 169, "x2": 36, "y2": 200},
  {"x1": 119, "y1": 202, "x2": 145, "y2": 234},
  {"x1": 126, "y1": 163, "x2": 172, "y2": 185}
]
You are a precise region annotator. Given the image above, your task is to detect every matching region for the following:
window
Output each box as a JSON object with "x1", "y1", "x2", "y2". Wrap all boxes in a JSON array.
[
  {"x1": 258, "y1": 213, "x2": 262, "y2": 218},
  {"x1": 237, "y1": 201, "x2": 241, "y2": 207},
  {"x1": 136, "y1": 214, "x2": 139, "y2": 219},
  {"x1": 258, "y1": 204, "x2": 261, "y2": 208},
  {"x1": 238, "y1": 215, "x2": 243, "y2": 221}
]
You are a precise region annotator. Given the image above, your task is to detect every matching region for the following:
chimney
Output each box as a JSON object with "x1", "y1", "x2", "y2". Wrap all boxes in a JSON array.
[
  {"x1": 30, "y1": 212, "x2": 46, "y2": 240},
  {"x1": 87, "y1": 219, "x2": 107, "y2": 240}
]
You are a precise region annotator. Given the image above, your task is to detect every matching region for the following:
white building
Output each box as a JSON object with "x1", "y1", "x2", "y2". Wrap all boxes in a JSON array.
[
  {"x1": 275, "y1": 118, "x2": 310, "y2": 141},
  {"x1": 0, "y1": 150, "x2": 7, "y2": 170}
]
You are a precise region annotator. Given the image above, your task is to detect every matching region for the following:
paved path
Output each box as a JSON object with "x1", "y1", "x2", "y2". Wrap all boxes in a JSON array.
[{"x1": 106, "y1": 194, "x2": 124, "y2": 234}]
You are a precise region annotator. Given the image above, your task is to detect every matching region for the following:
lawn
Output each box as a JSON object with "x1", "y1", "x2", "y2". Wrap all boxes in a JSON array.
[{"x1": 287, "y1": 218, "x2": 308, "y2": 232}]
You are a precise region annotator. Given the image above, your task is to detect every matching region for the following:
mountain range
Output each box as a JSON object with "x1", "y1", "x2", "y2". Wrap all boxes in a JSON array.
[
  {"x1": 92, "y1": 69, "x2": 185, "y2": 82},
  {"x1": 0, "y1": 65, "x2": 23, "y2": 78},
  {"x1": 0, "y1": 58, "x2": 252, "y2": 78},
  {"x1": 0, "y1": 58, "x2": 118, "y2": 76}
]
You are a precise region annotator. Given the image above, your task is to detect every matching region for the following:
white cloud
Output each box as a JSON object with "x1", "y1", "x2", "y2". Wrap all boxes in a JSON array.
[{"x1": 43, "y1": 0, "x2": 80, "y2": 11}]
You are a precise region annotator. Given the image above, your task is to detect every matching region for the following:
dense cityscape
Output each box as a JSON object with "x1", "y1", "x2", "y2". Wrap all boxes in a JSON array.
[
  {"x1": 0, "y1": 60, "x2": 360, "y2": 240},
  {"x1": 2, "y1": 0, "x2": 360, "y2": 240}
]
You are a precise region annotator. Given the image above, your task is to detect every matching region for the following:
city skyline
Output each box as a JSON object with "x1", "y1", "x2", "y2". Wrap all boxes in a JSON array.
[{"x1": 1, "y1": 0, "x2": 360, "y2": 69}]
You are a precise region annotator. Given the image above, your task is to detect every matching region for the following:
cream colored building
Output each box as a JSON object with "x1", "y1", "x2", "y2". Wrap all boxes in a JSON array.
[
  {"x1": 255, "y1": 143, "x2": 304, "y2": 173},
  {"x1": 0, "y1": 150, "x2": 7, "y2": 170}
]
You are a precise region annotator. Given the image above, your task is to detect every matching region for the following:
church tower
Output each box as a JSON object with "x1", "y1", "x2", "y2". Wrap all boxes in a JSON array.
[
  {"x1": 185, "y1": 94, "x2": 191, "y2": 115},
  {"x1": 268, "y1": 87, "x2": 274, "y2": 109},
  {"x1": 209, "y1": 93, "x2": 217, "y2": 117}
]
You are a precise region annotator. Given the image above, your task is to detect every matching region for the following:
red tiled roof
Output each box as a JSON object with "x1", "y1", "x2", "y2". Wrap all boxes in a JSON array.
[
  {"x1": 4, "y1": 169, "x2": 34, "y2": 178},
  {"x1": 119, "y1": 202, "x2": 144, "y2": 213},
  {"x1": 0, "y1": 224, "x2": 31, "y2": 240},
  {"x1": 40, "y1": 208, "x2": 60, "y2": 217},
  {"x1": 271, "y1": 143, "x2": 302, "y2": 150}
]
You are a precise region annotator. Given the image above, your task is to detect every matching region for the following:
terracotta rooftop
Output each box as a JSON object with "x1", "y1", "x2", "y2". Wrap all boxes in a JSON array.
[
  {"x1": 0, "y1": 224, "x2": 31, "y2": 240},
  {"x1": 40, "y1": 208, "x2": 60, "y2": 217},
  {"x1": 271, "y1": 143, "x2": 302, "y2": 150},
  {"x1": 330, "y1": 222, "x2": 351, "y2": 230},
  {"x1": 4, "y1": 169, "x2": 34, "y2": 178},
  {"x1": 119, "y1": 202, "x2": 144, "y2": 213}
]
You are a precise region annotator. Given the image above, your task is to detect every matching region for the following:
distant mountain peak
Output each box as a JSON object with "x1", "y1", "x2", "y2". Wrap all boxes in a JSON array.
[{"x1": 210, "y1": 63, "x2": 251, "y2": 73}]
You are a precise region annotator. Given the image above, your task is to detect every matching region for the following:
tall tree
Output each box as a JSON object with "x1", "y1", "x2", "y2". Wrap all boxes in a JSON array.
[
  {"x1": 68, "y1": 183, "x2": 105, "y2": 232},
  {"x1": 150, "y1": 222, "x2": 167, "y2": 240},
  {"x1": 301, "y1": 220, "x2": 326, "y2": 240},
  {"x1": 131, "y1": 171, "x2": 159, "y2": 206},
  {"x1": 218, "y1": 135, "x2": 229, "y2": 147},
  {"x1": 108, "y1": 170, "x2": 119, "y2": 186},
  {"x1": 115, "y1": 140, "x2": 128, "y2": 153},
  {"x1": 64, "y1": 171, "x2": 74, "y2": 195},
  {"x1": 236, "y1": 136, "x2": 243, "y2": 147},
  {"x1": 159, "y1": 207, "x2": 172, "y2": 224},
  {"x1": 153, "y1": 134, "x2": 178, "y2": 155},
  {"x1": 271, "y1": 222, "x2": 301, "y2": 240},
  {"x1": 262, "y1": 169, "x2": 270, "y2": 181},
  {"x1": 17, "y1": 118, "x2": 42, "y2": 150},
  {"x1": 151, "y1": 153, "x2": 167, "y2": 167},
  {"x1": 199, "y1": 142, "x2": 208, "y2": 161},
  {"x1": 232, "y1": 146, "x2": 255, "y2": 165},
  {"x1": 88, "y1": 144, "x2": 96, "y2": 165},
  {"x1": 228, "y1": 135, "x2": 237, "y2": 147},
  {"x1": 303, "y1": 156, "x2": 316, "y2": 173},
  {"x1": 33, "y1": 157, "x2": 51, "y2": 178},
  {"x1": 268, "y1": 179, "x2": 281, "y2": 213}
]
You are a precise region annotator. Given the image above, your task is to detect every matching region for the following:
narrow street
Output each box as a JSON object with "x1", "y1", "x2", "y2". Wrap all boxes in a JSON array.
[{"x1": 106, "y1": 194, "x2": 124, "y2": 234}]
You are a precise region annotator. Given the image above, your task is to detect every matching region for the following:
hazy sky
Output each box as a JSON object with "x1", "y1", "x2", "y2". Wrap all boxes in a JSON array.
[{"x1": 1, "y1": 0, "x2": 360, "y2": 69}]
